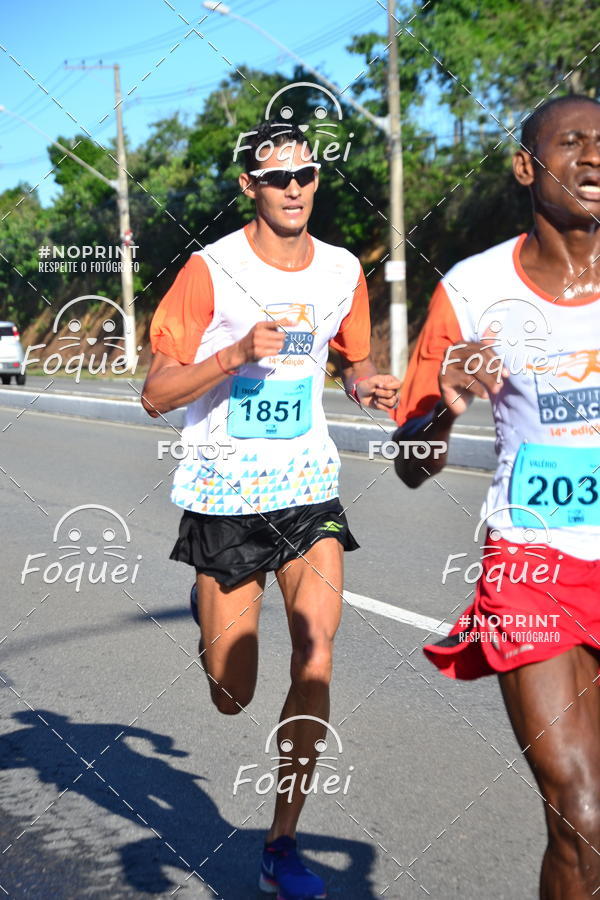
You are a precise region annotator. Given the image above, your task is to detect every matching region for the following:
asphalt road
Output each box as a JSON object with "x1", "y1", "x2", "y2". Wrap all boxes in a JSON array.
[{"x1": 0, "y1": 407, "x2": 544, "y2": 899}]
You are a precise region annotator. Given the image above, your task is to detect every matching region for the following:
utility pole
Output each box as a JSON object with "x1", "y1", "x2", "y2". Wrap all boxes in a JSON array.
[
  {"x1": 112, "y1": 64, "x2": 137, "y2": 369},
  {"x1": 385, "y1": 0, "x2": 408, "y2": 377},
  {"x1": 64, "y1": 62, "x2": 137, "y2": 368}
]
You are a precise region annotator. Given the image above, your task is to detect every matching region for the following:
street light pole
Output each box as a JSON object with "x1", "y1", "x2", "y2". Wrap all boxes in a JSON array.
[
  {"x1": 203, "y1": 0, "x2": 408, "y2": 375},
  {"x1": 385, "y1": 0, "x2": 408, "y2": 376}
]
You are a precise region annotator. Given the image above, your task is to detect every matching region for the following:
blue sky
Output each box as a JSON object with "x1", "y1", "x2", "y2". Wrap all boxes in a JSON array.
[{"x1": 0, "y1": 0, "x2": 396, "y2": 204}]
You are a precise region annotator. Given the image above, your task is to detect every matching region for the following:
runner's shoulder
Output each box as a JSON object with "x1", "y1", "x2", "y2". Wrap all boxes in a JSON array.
[
  {"x1": 190, "y1": 228, "x2": 247, "y2": 268},
  {"x1": 309, "y1": 235, "x2": 362, "y2": 278},
  {"x1": 310, "y1": 234, "x2": 360, "y2": 266},
  {"x1": 442, "y1": 234, "x2": 524, "y2": 290}
]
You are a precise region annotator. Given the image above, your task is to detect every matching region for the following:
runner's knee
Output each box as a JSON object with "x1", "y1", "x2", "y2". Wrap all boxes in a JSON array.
[
  {"x1": 209, "y1": 680, "x2": 256, "y2": 715},
  {"x1": 545, "y1": 777, "x2": 600, "y2": 865},
  {"x1": 290, "y1": 643, "x2": 333, "y2": 690}
]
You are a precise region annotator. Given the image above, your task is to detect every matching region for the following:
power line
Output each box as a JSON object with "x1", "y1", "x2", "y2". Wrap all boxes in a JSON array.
[
  {"x1": 132, "y1": 81, "x2": 222, "y2": 104},
  {"x1": 235, "y1": 8, "x2": 382, "y2": 79},
  {"x1": 107, "y1": 8, "x2": 383, "y2": 114},
  {"x1": 2, "y1": 64, "x2": 63, "y2": 117},
  {"x1": 0, "y1": 71, "x2": 89, "y2": 138},
  {"x1": 67, "y1": 0, "x2": 277, "y2": 63},
  {"x1": 0, "y1": 155, "x2": 47, "y2": 169}
]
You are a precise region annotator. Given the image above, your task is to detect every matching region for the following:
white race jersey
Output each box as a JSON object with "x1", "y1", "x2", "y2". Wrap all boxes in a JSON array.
[
  {"x1": 395, "y1": 234, "x2": 600, "y2": 560},
  {"x1": 150, "y1": 225, "x2": 370, "y2": 516}
]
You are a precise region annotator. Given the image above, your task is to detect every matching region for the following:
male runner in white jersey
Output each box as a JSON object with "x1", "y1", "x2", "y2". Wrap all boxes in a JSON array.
[
  {"x1": 142, "y1": 121, "x2": 401, "y2": 900},
  {"x1": 393, "y1": 95, "x2": 600, "y2": 899}
]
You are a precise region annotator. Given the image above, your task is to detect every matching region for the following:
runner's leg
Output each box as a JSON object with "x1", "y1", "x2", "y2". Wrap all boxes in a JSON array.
[
  {"x1": 500, "y1": 646, "x2": 600, "y2": 900},
  {"x1": 267, "y1": 538, "x2": 344, "y2": 841},
  {"x1": 195, "y1": 571, "x2": 265, "y2": 716}
]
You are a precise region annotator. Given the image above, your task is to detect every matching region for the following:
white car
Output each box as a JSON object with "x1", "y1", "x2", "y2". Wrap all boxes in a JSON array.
[{"x1": 0, "y1": 321, "x2": 26, "y2": 385}]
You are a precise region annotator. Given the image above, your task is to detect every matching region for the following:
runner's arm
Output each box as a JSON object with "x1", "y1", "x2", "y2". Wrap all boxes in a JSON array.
[
  {"x1": 392, "y1": 284, "x2": 506, "y2": 488},
  {"x1": 392, "y1": 401, "x2": 456, "y2": 488},
  {"x1": 339, "y1": 356, "x2": 402, "y2": 411},
  {"x1": 331, "y1": 265, "x2": 401, "y2": 410},
  {"x1": 141, "y1": 322, "x2": 289, "y2": 417},
  {"x1": 141, "y1": 254, "x2": 292, "y2": 416}
]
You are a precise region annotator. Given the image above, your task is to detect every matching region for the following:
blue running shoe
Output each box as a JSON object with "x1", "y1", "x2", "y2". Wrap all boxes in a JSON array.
[
  {"x1": 259, "y1": 836, "x2": 326, "y2": 899},
  {"x1": 190, "y1": 582, "x2": 199, "y2": 625}
]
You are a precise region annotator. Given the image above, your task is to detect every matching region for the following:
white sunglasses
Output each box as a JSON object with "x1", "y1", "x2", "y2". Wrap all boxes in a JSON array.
[{"x1": 248, "y1": 163, "x2": 321, "y2": 188}]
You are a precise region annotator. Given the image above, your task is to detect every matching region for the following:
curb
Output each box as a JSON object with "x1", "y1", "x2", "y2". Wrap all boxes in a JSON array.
[{"x1": 0, "y1": 388, "x2": 496, "y2": 471}]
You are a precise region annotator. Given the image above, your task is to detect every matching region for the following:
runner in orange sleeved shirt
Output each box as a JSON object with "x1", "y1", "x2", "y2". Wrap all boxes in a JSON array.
[
  {"x1": 141, "y1": 121, "x2": 401, "y2": 900},
  {"x1": 392, "y1": 96, "x2": 600, "y2": 899}
]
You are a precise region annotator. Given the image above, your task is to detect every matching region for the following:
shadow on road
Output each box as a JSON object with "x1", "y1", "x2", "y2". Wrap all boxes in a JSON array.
[{"x1": 0, "y1": 709, "x2": 377, "y2": 898}]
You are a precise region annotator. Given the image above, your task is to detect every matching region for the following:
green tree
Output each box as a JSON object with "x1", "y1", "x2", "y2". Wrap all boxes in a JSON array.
[
  {"x1": 0, "y1": 185, "x2": 50, "y2": 328},
  {"x1": 344, "y1": 0, "x2": 598, "y2": 323},
  {"x1": 410, "y1": 0, "x2": 600, "y2": 121}
]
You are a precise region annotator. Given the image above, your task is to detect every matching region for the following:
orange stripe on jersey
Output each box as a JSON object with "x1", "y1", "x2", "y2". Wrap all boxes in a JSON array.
[
  {"x1": 392, "y1": 282, "x2": 463, "y2": 427},
  {"x1": 329, "y1": 266, "x2": 371, "y2": 362},
  {"x1": 150, "y1": 255, "x2": 214, "y2": 364}
]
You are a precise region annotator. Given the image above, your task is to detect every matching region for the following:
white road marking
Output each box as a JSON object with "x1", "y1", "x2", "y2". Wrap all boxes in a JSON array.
[{"x1": 343, "y1": 590, "x2": 452, "y2": 636}]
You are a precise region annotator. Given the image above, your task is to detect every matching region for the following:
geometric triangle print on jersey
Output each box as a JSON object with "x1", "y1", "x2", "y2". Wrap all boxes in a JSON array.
[{"x1": 173, "y1": 442, "x2": 340, "y2": 515}]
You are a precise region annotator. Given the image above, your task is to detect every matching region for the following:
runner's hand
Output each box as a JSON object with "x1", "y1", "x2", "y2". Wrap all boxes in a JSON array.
[
  {"x1": 439, "y1": 340, "x2": 508, "y2": 417},
  {"x1": 356, "y1": 374, "x2": 403, "y2": 410},
  {"x1": 230, "y1": 319, "x2": 294, "y2": 366}
]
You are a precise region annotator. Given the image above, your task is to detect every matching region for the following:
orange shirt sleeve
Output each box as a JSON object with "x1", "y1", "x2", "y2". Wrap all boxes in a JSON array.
[
  {"x1": 150, "y1": 254, "x2": 214, "y2": 364},
  {"x1": 329, "y1": 266, "x2": 371, "y2": 362},
  {"x1": 393, "y1": 282, "x2": 463, "y2": 427}
]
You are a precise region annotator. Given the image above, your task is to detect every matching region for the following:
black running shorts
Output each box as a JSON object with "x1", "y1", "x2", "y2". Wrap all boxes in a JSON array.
[{"x1": 169, "y1": 497, "x2": 358, "y2": 587}]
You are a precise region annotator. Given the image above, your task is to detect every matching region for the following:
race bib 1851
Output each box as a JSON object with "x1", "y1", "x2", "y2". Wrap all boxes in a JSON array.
[
  {"x1": 227, "y1": 376, "x2": 312, "y2": 439},
  {"x1": 509, "y1": 442, "x2": 600, "y2": 527}
]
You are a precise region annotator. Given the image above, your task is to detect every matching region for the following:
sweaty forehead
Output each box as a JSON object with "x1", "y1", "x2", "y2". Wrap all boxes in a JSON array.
[{"x1": 538, "y1": 102, "x2": 600, "y2": 141}]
